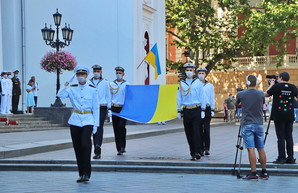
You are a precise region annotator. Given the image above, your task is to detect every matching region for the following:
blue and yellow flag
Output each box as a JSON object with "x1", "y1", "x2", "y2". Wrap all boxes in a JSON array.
[
  {"x1": 113, "y1": 85, "x2": 178, "y2": 123},
  {"x1": 145, "y1": 43, "x2": 161, "y2": 79}
]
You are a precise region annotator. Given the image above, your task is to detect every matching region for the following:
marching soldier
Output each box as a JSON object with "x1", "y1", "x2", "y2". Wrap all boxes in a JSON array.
[
  {"x1": 177, "y1": 63, "x2": 206, "y2": 161},
  {"x1": 57, "y1": 65, "x2": 99, "y2": 183},
  {"x1": 6, "y1": 72, "x2": 13, "y2": 114},
  {"x1": 90, "y1": 64, "x2": 111, "y2": 159},
  {"x1": 12, "y1": 70, "x2": 21, "y2": 114},
  {"x1": 197, "y1": 67, "x2": 215, "y2": 156},
  {"x1": 110, "y1": 66, "x2": 129, "y2": 155}
]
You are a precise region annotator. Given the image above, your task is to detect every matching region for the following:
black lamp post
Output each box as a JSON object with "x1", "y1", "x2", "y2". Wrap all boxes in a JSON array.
[{"x1": 41, "y1": 8, "x2": 74, "y2": 107}]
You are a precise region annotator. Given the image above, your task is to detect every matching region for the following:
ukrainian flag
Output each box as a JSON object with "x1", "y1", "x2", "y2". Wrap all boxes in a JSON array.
[
  {"x1": 145, "y1": 43, "x2": 162, "y2": 79},
  {"x1": 113, "y1": 85, "x2": 178, "y2": 123}
]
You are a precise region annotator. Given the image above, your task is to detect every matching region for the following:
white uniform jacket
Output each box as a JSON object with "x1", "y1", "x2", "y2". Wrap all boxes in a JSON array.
[
  {"x1": 57, "y1": 83, "x2": 99, "y2": 127},
  {"x1": 177, "y1": 78, "x2": 206, "y2": 111},
  {"x1": 110, "y1": 80, "x2": 129, "y2": 105},
  {"x1": 90, "y1": 78, "x2": 111, "y2": 109},
  {"x1": 202, "y1": 81, "x2": 215, "y2": 110}
]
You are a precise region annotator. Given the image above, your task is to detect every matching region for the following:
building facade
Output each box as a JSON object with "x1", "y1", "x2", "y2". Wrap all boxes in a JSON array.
[{"x1": 0, "y1": 0, "x2": 166, "y2": 109}]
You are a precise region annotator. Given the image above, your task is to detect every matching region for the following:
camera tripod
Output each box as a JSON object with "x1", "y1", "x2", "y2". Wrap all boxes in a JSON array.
[{"x1": 232, "y1": 125, "x2": 244, "y2": 179}]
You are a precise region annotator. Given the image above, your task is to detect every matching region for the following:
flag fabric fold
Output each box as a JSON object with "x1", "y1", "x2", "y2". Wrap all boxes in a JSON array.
[
  {"x1": 113, "y1": 85, "x2": 178, "y2": 123},
  {"x1": 144, "y1": 43, "x2": 161, "y2": 79}
]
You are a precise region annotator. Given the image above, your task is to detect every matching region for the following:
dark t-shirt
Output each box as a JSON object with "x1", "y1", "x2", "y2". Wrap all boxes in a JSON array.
[
  {"x1": 236, "y1": 89, "x2": 264, "y2": 126},
  {"x1": 267, "y1": 82, "x2": 298, "y2": 121}
]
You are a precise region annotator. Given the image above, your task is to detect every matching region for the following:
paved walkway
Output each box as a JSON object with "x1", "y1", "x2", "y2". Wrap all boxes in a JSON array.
[
  {"x1": 1, "y1": 171, "x2": 298, "y2": 193},
  {"x1": 3, "y1": 119, "x2": 298, "y2": 165}
]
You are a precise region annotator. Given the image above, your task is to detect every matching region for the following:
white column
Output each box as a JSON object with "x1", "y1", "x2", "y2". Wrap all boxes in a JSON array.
[{"x1": 0, "y1": 1, "x2": 4, "y2": 72}]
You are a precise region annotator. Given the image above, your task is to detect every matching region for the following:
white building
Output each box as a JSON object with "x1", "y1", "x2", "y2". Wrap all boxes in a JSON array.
[{"x1": 0, "y1": 0, "x2": 166, "y2": 109}]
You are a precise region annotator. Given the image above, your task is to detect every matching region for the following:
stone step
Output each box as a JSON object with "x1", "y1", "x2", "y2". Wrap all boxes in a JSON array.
[
  {"x1": 0, "y1": 160, "x2": 297, "y2": 176},
  {"x1": 0, "y1": 123, "x2": 64, "y2": 129},
  {"x1": 0, "y1": 127, "x2": 68, "y2": 133}
]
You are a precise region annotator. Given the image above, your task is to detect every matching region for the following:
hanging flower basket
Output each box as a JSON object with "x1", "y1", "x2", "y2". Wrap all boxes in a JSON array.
[{"x1": 40, "y1": 50, "x2": 77, "y2": 73}]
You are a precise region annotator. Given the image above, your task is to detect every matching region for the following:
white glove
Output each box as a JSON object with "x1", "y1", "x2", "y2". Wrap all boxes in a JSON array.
[
  {"x1": 67, "y1": 73, "x2": 76, "y2": 84},
  {"x1": 201, "y1": 111, "x2": 205, "y2": 119},
  {"x1": 177, "y1": 112, "x2": 181, "y2": 119},
  {"x1": 93, "y1": 126, "x2": 98, "y2": 134},
  {"x1": 211, "y1": 111, "x2": 215, "y2": 117},
  {"x1": 108, "y1": 110, "x2": 112, "y2": 118}
]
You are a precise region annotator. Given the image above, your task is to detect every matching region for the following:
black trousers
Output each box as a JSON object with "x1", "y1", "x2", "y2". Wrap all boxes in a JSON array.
[
  {"x1": 201, "y1": 106, "x2": 211, "y2": 152},
  {"x1": 111, "y1": 106, "x2": 127, "y2": 152},
  {"x1": 93, "y1": 106, "x2": 107, "y2": 150},
  {"x1": 70, "y1": 125, "x2": 93, "y2": 178},
  {"x1": 183, "y1": 106, "x2": 201, "y2": 156},
  {"x1": 12, "y1": 95, "x2": 20, "y2": 114},
  {"x1": 274, "y1": 120, "x2": 294, "y2": 159}
]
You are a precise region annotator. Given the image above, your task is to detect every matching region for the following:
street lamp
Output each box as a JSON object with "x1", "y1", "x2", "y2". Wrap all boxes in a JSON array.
[{"x1": 41, "y1": 8, "x2": 74, "y2": 107}]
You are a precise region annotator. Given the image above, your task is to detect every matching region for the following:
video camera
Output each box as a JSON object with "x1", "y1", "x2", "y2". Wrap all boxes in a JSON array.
[{"x1": 266, "y1": 75, "x2": 278, "y2": 85}]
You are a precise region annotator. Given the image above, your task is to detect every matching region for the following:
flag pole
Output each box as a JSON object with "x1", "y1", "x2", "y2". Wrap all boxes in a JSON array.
[{"x1": 137, "y1": 58, "x2": 146, "y2": 69}]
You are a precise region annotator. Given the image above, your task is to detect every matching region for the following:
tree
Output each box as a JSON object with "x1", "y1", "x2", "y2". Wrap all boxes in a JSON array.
[{"x1": 166, "y1": 0, "x2": 298, "y2": 73}]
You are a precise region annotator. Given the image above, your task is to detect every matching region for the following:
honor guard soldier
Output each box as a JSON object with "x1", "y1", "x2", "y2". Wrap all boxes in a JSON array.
[
  {"x1": 197, "y1": 67, "x2": 215, "y2": 156},
  {"x1": 177, "y1": 63, "x2": 206, "y2": 161},
  {"x1": 12, "y1": 70, "x2": 21, "y2": 114},
  {"x1": 0, "y1": 71, "x2": 9, "y2": 114},
  {"x1": 57, "y1": 65, "x2": 99, "y2": 183},
  {"x1": 110, "y1": 66, "x2": 129, "y2": 155},
  {"x1": 90, "y1": 64, "x2": 111, "y2": 159}
]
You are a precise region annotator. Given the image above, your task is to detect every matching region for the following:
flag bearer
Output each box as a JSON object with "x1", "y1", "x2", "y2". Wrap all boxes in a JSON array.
[
  {"x1": 177, "y1": 63, "x2": 206, "y2": 161},
  {"x1": 90, "y1": 64, "x2": 111, "y2": 159},
  {"x1": 110, "y1": 66, "x2": 129, "y2": 155},
  {"x1": 57, "y1": 65, "x2": 99, "y2": 183}
]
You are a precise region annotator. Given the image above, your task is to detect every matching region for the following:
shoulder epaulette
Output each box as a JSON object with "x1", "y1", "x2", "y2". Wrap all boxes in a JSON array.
[
  {"x1": 70, "y1": 84, "x2": 78, "y2": 87},
  {"x1": 89, "y1": 84, "x2": 95, "y2": 88}
]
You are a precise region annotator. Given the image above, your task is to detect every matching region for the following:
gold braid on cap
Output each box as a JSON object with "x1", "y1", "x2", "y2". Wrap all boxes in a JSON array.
[
  {"x1": 179, "y1": 82, "x2": 190, "y2": 96},
  {"x1": 110, "y1": 83, "x2": 120, "y2": 94},
  {"x1": 76, "y1": 70, "x2": 87, "y2": 74}
]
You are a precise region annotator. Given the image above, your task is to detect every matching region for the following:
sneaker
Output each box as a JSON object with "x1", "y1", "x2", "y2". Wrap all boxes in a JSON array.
[
  {"x1": 259, "y1": 172, "x2": 269, "y2": 180},
  {"x1": 285, "y1": 157, "x2": 296, "y2": 164},
  {"x1": 242, "y1": 174, "x2": 258, "y2": 180},
  {"x1": 273, "y1": 158, "x2": 286, "y2": 164}
]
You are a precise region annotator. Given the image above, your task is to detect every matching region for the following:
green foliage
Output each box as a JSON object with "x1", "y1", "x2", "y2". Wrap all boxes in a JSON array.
[{"x1": 166, "y1": 0, "x2": 298, "y2": 73}]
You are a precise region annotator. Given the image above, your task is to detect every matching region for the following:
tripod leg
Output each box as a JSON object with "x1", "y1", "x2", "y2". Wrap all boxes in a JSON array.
[
  {"x1": 237, "y1": 137, "x2": 244, "y2": 179},
  {"x1": 264, "y1": 119, "x2": 271, "y2": 144},
  {"x1": 232, "y1": 125, "x2": 242, "y2": 175}
]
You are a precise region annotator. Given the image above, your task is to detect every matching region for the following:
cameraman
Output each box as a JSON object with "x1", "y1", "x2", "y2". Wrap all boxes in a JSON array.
[
  {"x1": 264, "y1": 72, "x2": 298, "y2": 164},
  {"x1": 235, "y1": 75, "x2": 268, "y2": 180}
]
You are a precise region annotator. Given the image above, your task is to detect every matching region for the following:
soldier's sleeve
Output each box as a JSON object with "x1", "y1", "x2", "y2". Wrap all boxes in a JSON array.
[
  {"x1": 210, "y1": 84, "x2": 215, "y2": 110},
  {"x1": 92, "y1": 89, "x2": 100, "y2": 127},
  {"x1": 105, "y1": 81, "x2": 111, "y2": 109},
  {"x1": 177, "y1": 83, "x2": 182, "y2": 111},
  {"x1": 57, "y1": 85, "x2": 70, "y2": 99},
  {"x1": 198, "y1": 82, "x2": 206, "y2": 110}
]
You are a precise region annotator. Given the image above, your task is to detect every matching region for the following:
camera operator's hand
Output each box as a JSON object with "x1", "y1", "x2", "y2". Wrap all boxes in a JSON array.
[{"x1": 269, "y1": 79, "x2": 276, "y2": 87}]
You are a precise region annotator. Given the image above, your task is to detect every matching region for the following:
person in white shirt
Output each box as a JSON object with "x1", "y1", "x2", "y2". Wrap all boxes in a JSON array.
[
  {"x1": 0, "y1": 71, "x2": 9, "y2": 114},
  {"x1": 90, "y1": 64, "x2": 111, "y2": 159},
  {"x1": 6, "y1": 72, "x2": 13, "y2": 114},
  {"x1": 31, "y1": 76, "x2": 39, "y2": 107},
  {"x1": 196, "y1": 67, "x2": 215, "y2": 156},
  {"x1": 110, "y1": 66, "x2": 129, "y2": 155},
  {"x1": 57, "y1": 65, "x2": 99, "y2": 183}
]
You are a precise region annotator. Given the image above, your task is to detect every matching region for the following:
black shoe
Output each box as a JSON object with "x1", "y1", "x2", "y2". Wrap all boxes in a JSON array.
[
  {"x1": 190, "y1": 155, "x2": 197, "y2": 161},
  {"x1": 204, "y1": 150, "x2": 210, "y2": 156},
  {"x1": 76, "y1": 176, "x2": 84, "y2": 183},
  {"x1": 200, "y1": 151, "x2": 205, "y2": 157},
  {"x1": 94, "y1": 145, "x2": 101, "y2": 155},
  {"x1": 285, "y1": 157, "x2": 296, "y2": 164},
  {"x1": 117, "y1": 151, "x2": 123, "y2": 155},
  {"x1": 93, "y1": 154, "x2": 101, "y2": 159},
  {"x1": 195, "y1": 153, "x2": 201, "y2": 160},
  {"x1": 81, "y1": 175, "x2": 89, "y2": 182},
  {"x1": 120, "y1": 147, "x2": 126, "y2": 153},
  {"x1": 273, "y1": 158, "x2": 286, "y2": 164}
]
